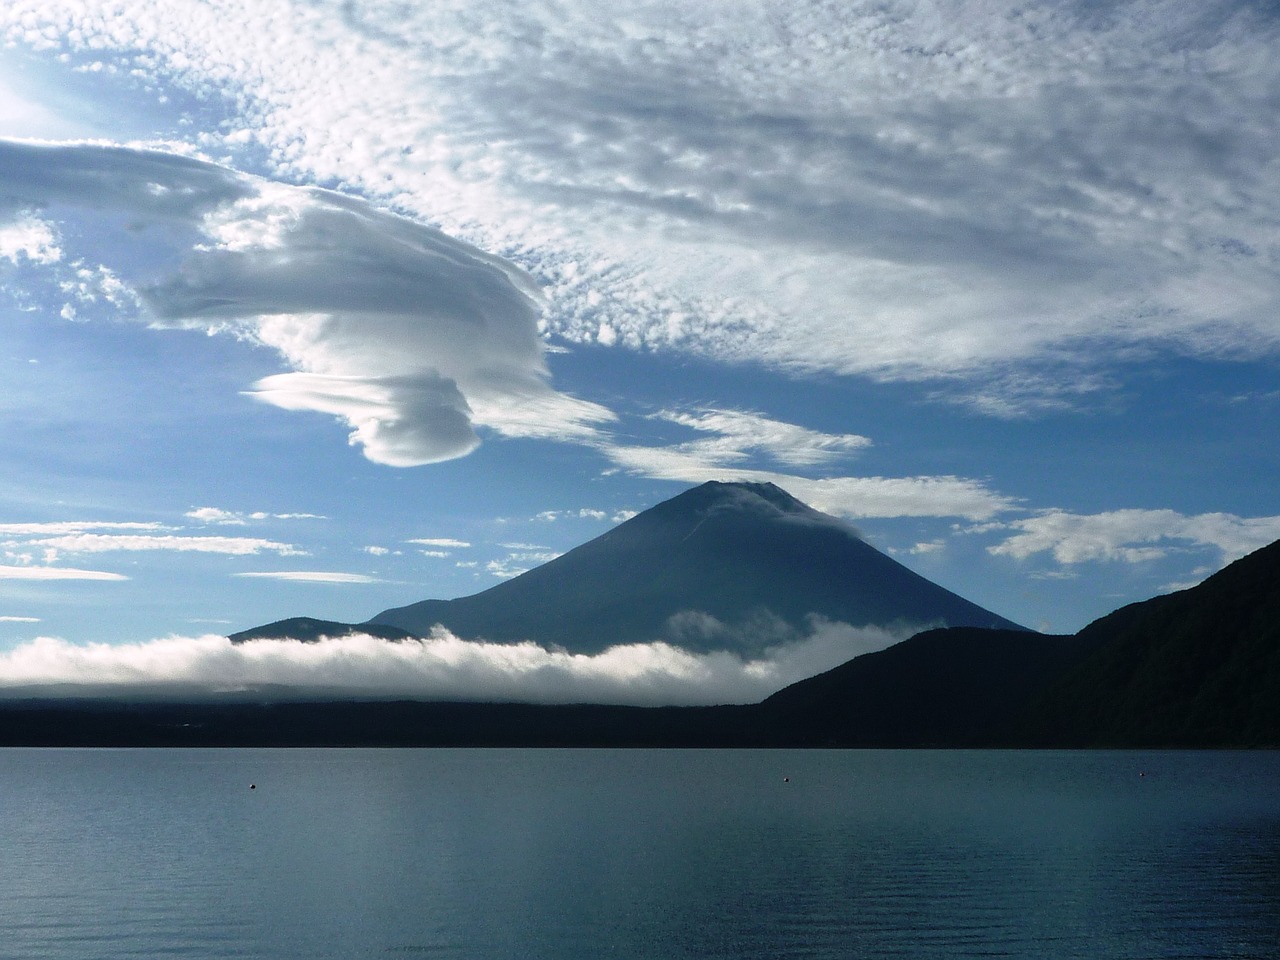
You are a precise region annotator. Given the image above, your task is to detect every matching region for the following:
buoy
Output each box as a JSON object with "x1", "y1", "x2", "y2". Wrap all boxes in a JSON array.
[
  {"x1": 250, "y1": 783, "x2": 256, "y2": 790},
  {"x1": 783, "y1": 777, "x2": 790, "y2": 783}
]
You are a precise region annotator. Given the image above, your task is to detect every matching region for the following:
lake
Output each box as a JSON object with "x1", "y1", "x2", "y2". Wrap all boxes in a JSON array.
[{"x1": 0, "y1": 749, "x2": 1276, "y2": 959}]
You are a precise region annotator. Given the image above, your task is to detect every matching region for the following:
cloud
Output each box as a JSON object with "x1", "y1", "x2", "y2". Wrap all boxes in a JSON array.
[
  {"x1": 0, "y1": 620, "x2": 908, "y2": 705},
  {"x1": 406, "y1": 538, "x2": 471, "y2": 549},
  {"x1": 0, "y1": 616, "x2": 41, "y2": 622},
  {"x1": 656, "y1": 408, "x2": 871, "y2": 467},
  {"x1": 482, "y1": 543, "x2": 562, "y2": 579},
  {"x1": 986, "y1": 509, "x2": 1280, "y2": 565},
  {"x1": 0, "y1": 521, "x2": 167, "y2": 535},
  {"x1": 0, "y1": 138, "x2": 612, "y2": 465},
  {"x1": 602, "y1": 437, "x2": 1015, "y2": 521},
  {"x1": 185, "y1": 507, "x2": 326, "y2": 525},
  {"x1": 185, "y1": 507, "x2": 247, "y2": 525},
  {"x1": 535, "y1": 508, "x2": 610, "y2": 522},
  {"x1": 594, "y1": 404, "x2": 1011, "y2": 520},
  {"x1": 233, "y1": 571, "x2": 381, "y2": 583},
  {"x1": 14, "y1": 534, "x2": 302, "y2": 556},
  {"x1": 0, "y1": 214, "x2": 61, "y2": 264},
  {"x1": 0, "y1": 564, "x2": 127, "y2": 581},
  {"x1": 6, "y1": 2, "x2": 1279, "y2": 410}
]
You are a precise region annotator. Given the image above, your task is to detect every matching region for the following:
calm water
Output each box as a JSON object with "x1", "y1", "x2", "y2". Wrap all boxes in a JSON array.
[{"x1": 0, "y1": 749, "x2": 1277, "y2": 959}]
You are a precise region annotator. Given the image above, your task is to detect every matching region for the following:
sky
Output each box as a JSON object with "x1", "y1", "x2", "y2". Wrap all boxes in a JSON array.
[{"x1": 0, "y1": 0, "x2": 1278, "y2": 703}]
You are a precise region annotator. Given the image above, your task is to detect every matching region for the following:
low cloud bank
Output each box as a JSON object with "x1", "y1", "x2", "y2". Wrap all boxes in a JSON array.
[{"x1": 0, "y1": 621, "x2": 909, "y2": 707}]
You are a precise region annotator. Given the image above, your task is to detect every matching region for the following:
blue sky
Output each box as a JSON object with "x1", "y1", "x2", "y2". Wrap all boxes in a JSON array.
[{"x1": 0, "y1": 0, "x2": 1278, "y2": 702}]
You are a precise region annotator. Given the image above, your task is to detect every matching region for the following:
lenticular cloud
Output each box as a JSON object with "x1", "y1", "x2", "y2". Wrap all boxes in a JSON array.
[
  {"x1": 0, "y1": 139, "x2": 612, "y2": 465},
  {"x1": 0, "y1": 623, "x2": 905, "y2": 706}
]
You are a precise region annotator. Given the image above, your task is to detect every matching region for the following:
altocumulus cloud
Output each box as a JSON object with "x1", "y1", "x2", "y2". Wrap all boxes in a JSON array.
[
  {"x1": 986, "y1": 509, "x2": 1280, "y2": 566},
  {"x1": 0, "y1": 622, "x2": 907, "y2": 706},
  {"x1": 596, "y1": 405, "x2": 1014, "y2": 521},
  {"x1": 0, "y1": 139, "x2": 612, "y2": 465},
  {"x1": 6, "y1": 1, "x2": 1280, "y2": 410}
]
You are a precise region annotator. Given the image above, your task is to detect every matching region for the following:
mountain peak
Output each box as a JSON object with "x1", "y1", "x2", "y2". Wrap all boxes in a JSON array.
[
  {"x1": 233, "y1": 481, "x2": 1020, "y2": 654},
  {"x1": 666, "y1": 480, "x2": 814, "y2": 514},
  {"x1": 616, "y1": 480, "x2": 830, "y2": 534},
  {"x1": 366, "y1": 481, "x2": 1018, "y2": 652}
]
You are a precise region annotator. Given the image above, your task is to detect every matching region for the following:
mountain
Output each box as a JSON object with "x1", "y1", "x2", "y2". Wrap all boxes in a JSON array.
[
  {"x1": 233, "y1": 480, "x2": 1021, "y2": 652},
  {"x1": 1018, "y1": 537, "x2": 1280, "y2": 746},
  {"x1": 759, "y1": 537, "x2": 1280, "y2": 747},
  {"x1": 366, "y1": 480, "x2": 1021, "y2": 652},
  {"x1": 756, "y1": 627, "x2": 1097, "y2": 746},
  {"x1": 229, "y1": 618, "x2": 413, "y2": 644},
  {"x1": 11, "y1": 537, "x2": 1279, "y2": 747}
]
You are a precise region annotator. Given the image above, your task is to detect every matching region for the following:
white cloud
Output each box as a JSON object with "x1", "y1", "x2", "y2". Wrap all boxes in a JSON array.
[
  {"x1": 233, "y1": 571, "x2": 381, "y2": 583},
  {"x1": 657, "y1": 408, "x2": 871, "y2": 468},
  {"x1": 0, "y1": 214, "x2": 61, "y2": 265},
  {"x1": 185, "y1": 507, "x2": 246, "y2": 525},
  {"x1": 0, "y1": 138, "x2": 612, "y2": 465},
  {"x1": 5, "y1": 1, "x2": 1278, "y2": 410},
  {"x1": 535, "y1": 508, "x2": 609, "y2": 522},
  {"x1": 0, "y1": 620, "x2": 908, "y2": 705},
  {"x1": 0, "y1": 520, "x2": 166, "y2": 535},
  {"x1": 186, "y1": 507, "x2": 326, "y2": 525},
  {"x1": 0, "y1": 564, "x2": 127, "y2": 580},
  {"x1": 593, "y1": 404, "x2": 1011, "y2": 520},
  {"x1": 0, "y1": 616, "x2": 41, "y2": 622},
  {"x1": 593, "y1": 407, "x2": 1013, "y2": 527},
  {"x1": 363, "y1": 545, "x2": 390, "y2": 556},
  {"x1": 986, "y1": 509, "x2": 1280, "y2": 565},
  {"x1": 485, "y1": 559, "x2": 529, "y2": 580},
  {"x1": 15, "y1": 534, "x2": 302, "y2": 556},
  {"x1": 776, "y1": 475, "x2": 1018, "y2": 523},
  {"x1": 58, "y1": 263, "x2": 137, "y2": 316},
  {"x1": 406, "y1": 538, "x2": 470, "y2": 549},
  {"x1": 602, "y1": 438, "x2": 1015, "y2": 521}
]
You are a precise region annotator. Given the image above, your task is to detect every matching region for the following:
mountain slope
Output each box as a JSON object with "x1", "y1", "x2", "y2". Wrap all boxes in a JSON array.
[
  {"x1": 366, "y1": 481, "x2": 1023, "y2": 653},
  {"x1": 757, "y1": 627, "x2": 1098, "y2": 746},
  {"x1": 1020, "y1": 538, "x2": 1280, "y2": 746},
  {"x1": 229, "y1": 618, "x2": 413, "y2": 644},
  {"x1": 760, "y1": 537, "x2": 1280, "y2": 747}
]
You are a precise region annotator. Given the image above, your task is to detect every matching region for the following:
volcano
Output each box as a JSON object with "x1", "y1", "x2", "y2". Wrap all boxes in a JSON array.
[{"x1": 233, "y1": 480, "x2": 1021, "y2": 653}]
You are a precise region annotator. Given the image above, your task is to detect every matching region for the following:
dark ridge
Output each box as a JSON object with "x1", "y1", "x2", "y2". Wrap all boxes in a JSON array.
[
  {"x1": 758, "y1": 627, "x2": 1101, "y2": 747},
  {"x1": 229, "y1": 618, "x2": 414, "y2": 644},
  {"x1": 0, "y1": 699, "x2": 761, "y2": 748},
  {"x1": 1019, "y1": 538, "x2": 1280, "y2": 747}
]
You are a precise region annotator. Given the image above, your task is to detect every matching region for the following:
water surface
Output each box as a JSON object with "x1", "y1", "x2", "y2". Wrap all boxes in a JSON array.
[{"x1": 1, "y1": 749, "x2": 1276, "y2": 958}]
